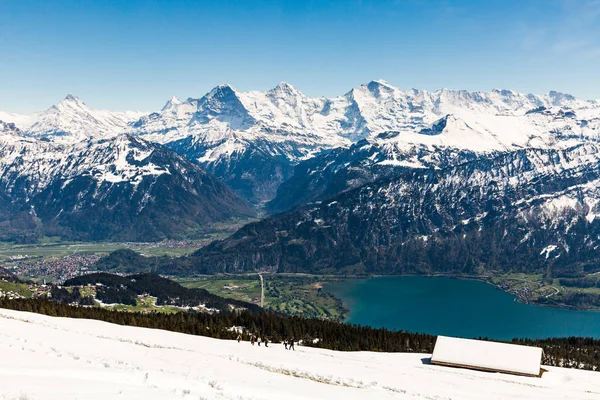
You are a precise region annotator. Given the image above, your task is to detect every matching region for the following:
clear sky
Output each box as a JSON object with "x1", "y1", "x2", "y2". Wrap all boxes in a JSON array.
[{"x1": 1, "y1": 0, "x2": 599, "y2": 113}]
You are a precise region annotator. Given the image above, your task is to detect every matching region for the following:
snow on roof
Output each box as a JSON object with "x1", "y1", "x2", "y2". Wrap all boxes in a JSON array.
[{"x1": 431, "y1": 336, "x2": 543, "y2": 377}]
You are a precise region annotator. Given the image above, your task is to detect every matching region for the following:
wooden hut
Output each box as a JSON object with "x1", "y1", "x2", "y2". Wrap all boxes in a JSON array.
[{"x1": 431, "y1": 336, "x2": 544, "y2": 377}]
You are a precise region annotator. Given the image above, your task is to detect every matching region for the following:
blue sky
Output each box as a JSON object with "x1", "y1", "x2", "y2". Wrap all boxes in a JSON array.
[{"x1": 1, "y1": 0, "x2": 599, "y2": 113}]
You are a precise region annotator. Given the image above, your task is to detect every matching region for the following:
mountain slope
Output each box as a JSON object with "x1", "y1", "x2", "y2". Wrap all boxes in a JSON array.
[
  {"x1": 189, "y1": 143, "x2": 600, "y2": 277},
  {"x1": 0, "y1": 121, "x2": 43, "y2": 242},
  {"x1": 267, "y1": 106, "x2": 600, "y2": 213},
  {"x1": 3, "y1": 81, "x2": 600, "y2": 242},
  {"x1": 0, "y1": 111, "x2": 31, "y2": 129},
  {"x1": 166, "y1": 135, "x2": 300, "y2": 204},
  {"x1": 63, "y1": 272, "x2": 262, "y2": 313},
  {"x1": 266, "y1": 139, "x2": 480, "y2": 213},
  {"x1": 0, "y1": 133, "x2": 254, "y2": 242}
]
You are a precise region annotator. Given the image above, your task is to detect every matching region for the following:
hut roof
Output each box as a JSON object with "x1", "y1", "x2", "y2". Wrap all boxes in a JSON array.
[{"x1": 431, "y1": 336, "x2": 543, "y2": 377}]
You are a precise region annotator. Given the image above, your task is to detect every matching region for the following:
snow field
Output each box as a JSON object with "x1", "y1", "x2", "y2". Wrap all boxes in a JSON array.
[{"x1": 0, "y1": 308, "x2": 599, "y2": 400}]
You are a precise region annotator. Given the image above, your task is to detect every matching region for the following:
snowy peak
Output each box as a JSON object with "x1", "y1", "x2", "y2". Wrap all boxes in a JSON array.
[
  {"x1": 62, "y1": 93, "x2": 82, "y2": 103},
  {"x1": 50, "y1": 94, "x2": 94, "y2": 116},
  {"x1": 190, "y1": 84, "x2": 255, "y2": 130},
  {"x1": 348, "y1": 80, "x2": 400, "y2": 100},
  {"x1": 161, "y1": 96, "x2": 182, "y2": 112},
  {"x1": 49, "y1": 94, "x2": 92, "y2": 114},
  {"x1": 269, "y1": 81, "x2": 303, "y2": 98},
  {"x1": 548, "y1": 90, "x2": 578, "y2": 106},
  {"x1": 274, "y1": 81, "x2": 296, "y2": 90},
  {"x1": 266, "y1": 82, "x2": 309, "y2": 107},
  {"x1": 371, "y1": 79, "x2": 394, "y2": 86},
  {"x1": 130, "y1": 97, "x2": 199, "y2": 142},
  {"x1": 24, "y1": 95, "x2": 144, "y2": 143},
  {"x1": 365, "y1": 79, "x2": 397, "y2": 97},
  {"x1": 201, "y1": 84, "x2": 247, "y2": 110},
  {"x1": 205, "y1": 84, "x2": 238, "y2": 101}
]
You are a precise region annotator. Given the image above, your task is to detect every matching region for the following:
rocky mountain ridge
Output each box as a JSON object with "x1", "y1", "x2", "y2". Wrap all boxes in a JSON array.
[
  {"x1": 187, "y1": 142, "x2": 600, "y2": 279},
  {"x1": 5, "y1": 82, "x2": 598, "y2": 205},
  {"x1": 0, "y1": 130, "x2": 254, "y2": 242},
  {"x1": 2, "y1": 81, "x2": 600, "y2": 247}
]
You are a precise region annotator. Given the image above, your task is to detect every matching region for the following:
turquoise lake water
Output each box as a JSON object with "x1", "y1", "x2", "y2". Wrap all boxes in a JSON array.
[{"x1": 325, "y1": 276, "x2": 600, "y2": 340}]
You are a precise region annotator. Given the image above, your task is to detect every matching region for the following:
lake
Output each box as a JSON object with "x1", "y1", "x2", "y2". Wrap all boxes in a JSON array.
[{"x1": 325, "y1": 276, "x2": 600, "y2": 340}]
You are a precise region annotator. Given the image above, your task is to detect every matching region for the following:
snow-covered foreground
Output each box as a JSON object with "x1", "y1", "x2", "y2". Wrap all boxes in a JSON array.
[{"x1": 0, "y1": 309, "x2": 598, "y2": 400}]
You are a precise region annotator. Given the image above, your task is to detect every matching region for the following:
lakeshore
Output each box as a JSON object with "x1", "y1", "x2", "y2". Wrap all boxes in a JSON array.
[{"x1": 325, "y1": 276, "x2": 600, "y2": 340}]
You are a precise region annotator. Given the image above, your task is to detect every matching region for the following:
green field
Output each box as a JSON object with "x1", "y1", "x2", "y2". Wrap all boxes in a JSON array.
[
  {"x1": 0, "y1": 218, "x2": 255, "y2": 261},
  {"x1": 0, "y1": 280, "x2": 35, "y2": 297},
  {"x1": 177, "y1": 275, "x2": 348, "y2": 320},
  {"x1": 106, "y1": 295, "x2": 183, "y2": 314}
]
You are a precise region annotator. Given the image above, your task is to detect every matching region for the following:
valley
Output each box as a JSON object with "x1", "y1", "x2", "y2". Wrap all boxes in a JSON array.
[
  {"x1": 0, "y1": 218, "x2": 253, "y2": 283},
  {"x1": 0, "y1": 240, "x2": 202, "y2": 283},
  {"x1": 5, "y1": 237, "x2": 600, "y2": 328},
  {"x1": 3, "y1": 81, "x2": 600, "y2": 334},
  {"x1": 0, "y1": 256, "x2": 348, "y2": 320},
  {"x1": 4, "y1": 2, "x2": 600, "y2": 397}
]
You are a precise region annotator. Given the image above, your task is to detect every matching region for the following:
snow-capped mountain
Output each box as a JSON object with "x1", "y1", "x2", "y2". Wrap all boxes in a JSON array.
[
  {"x1": 130, "y1": 83, "x2": 350, "y2": 203},
  {"x1": 267, "y1": 104, "x2": 600, "y2": 212},
  {"x1": 131, "y1": 81, "x2": 597, "y2": 145},
  {"x1": 190, "y1": 142, "x2": 600, "y2": 277},
  {"x1": 0, "y1": 133, "x2": 254, "y2": 242},
  {"x1": 130, "y1": 96, "x2": 200, "y2": 142},
  {"x1": 8, "y1": 82, "x2": 598, "y2": 150},
  {"x1": 126, "y1": 81, "x2": 599, "y2": 204},
  {"x1": 24, "y1": 94, "x2": 144, "y2": 143},
  {"x1": 5, "y1": 81, "x2": 598, "y2": 206},
  {"x1": 2, "y1": 80, "x2": 600, "y2": 243}
]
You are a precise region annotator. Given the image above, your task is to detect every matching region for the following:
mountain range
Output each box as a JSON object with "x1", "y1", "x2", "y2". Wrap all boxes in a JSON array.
[
  {"x1": 190, "y1": 142, "x2": 600, "y2": 277},
  {"x1": 1, "y1": 81, "x2": 600, "y2": 257},
  {"x1": 0, "y1": 120, "x2": 253, "y2": 242}
]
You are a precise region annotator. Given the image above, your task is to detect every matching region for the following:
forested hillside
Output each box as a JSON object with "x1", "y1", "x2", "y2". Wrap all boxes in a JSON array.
[{"x1": 62, "y1": 273, "x2": 262, "y2": 313}]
